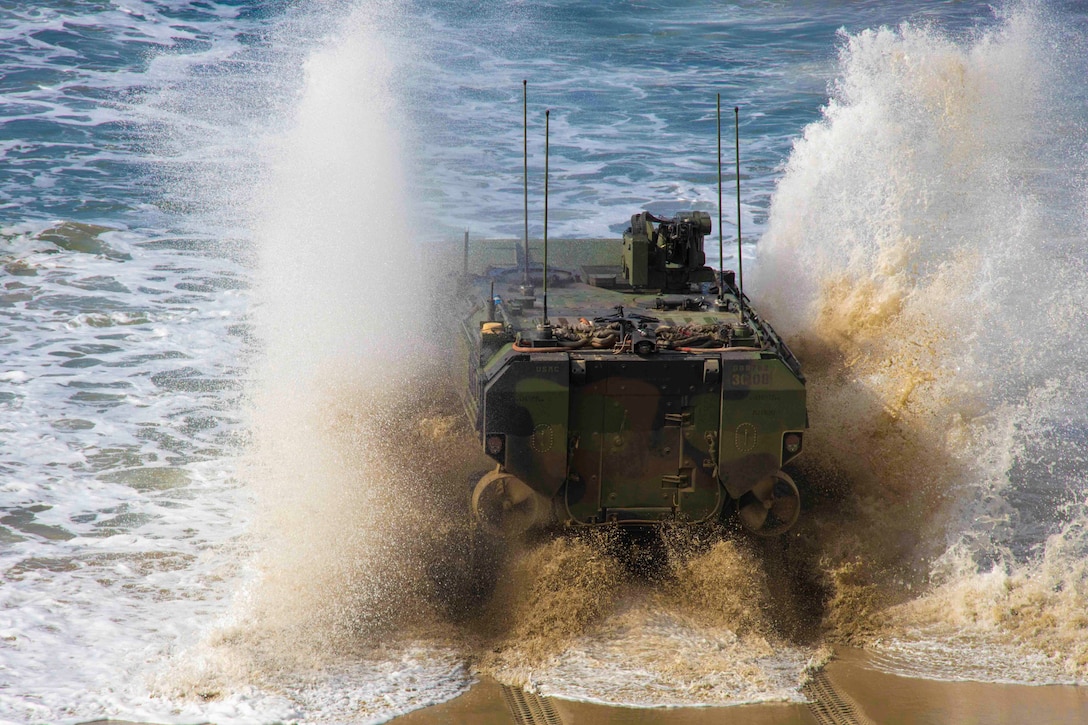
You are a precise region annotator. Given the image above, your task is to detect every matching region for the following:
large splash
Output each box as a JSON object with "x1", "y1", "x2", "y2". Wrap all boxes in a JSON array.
[
  {"x1": 156, "y1": 1, "x2": 1088, "y2": 718},
  {"x1": 471, "y1": 531, "x2": 819, "y2": 707},
  {"x1": 752, "y1": 3, "x2": 1088, "y2": 679},
  {"x1": 197, "y1": 5, "x2": 818, "y2": 710},
  {"x1": 242, "y1": 0, "x2": 426, "y2": 642},
  {"x1": 155, "y1": 3, "x2": 490, "y2": 717}
]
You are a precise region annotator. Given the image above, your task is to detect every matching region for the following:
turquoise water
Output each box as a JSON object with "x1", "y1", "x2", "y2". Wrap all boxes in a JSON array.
[{"x1": 1, "y1": 1, "x2": 1087, "y2": 722}]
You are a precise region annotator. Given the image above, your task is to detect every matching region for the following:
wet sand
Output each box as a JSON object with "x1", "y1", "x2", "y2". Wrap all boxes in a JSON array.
[
  {"x1": 393, "y1": 648, "x2": 1088, "y2": 725},
  {"x1": 825, "y1": 648, "x2": 1088, "y2": 725},
  {"x1": 392, "y1": 677, "x2": 814, "y2": 725}
]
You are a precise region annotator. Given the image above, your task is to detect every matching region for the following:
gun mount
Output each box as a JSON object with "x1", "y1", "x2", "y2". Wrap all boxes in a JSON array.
[{"x1": 622, "y1": 211, "x2": 717, "y2": 292}]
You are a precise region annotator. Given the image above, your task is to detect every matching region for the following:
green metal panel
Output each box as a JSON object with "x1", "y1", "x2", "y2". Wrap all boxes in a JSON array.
[
  {"x1": 565, "y1": 378, "x2": 605, "y2": 523},
  {"x1": 718, "y1": 357, "x2": 807, "y2": 498},
  {"x1": 483, "y1": 356, "x2": 570, "y2": 497},
  {"x1": 565, "y1": 357, "x2": 722, "y2": 524}
]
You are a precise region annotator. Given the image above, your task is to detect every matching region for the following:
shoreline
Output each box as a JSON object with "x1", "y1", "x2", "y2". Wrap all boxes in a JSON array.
[{"x1": 392, "y1": 648, "x2": 1088, "y2": 724}]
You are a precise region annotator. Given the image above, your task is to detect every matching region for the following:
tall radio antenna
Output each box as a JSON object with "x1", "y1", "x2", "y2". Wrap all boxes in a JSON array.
[
  {"x1": 735, "y1": 105, "x2": 743, "y2": 294},
  {"x1": 543, "y1": 109, "x2": 550, "y2": 325},
  {"x1": 717, "y1": 94, "x2": 724, "y2": 298},
  {"x1": 522, "y1": 80, "x2": 530, "y2": 288}
]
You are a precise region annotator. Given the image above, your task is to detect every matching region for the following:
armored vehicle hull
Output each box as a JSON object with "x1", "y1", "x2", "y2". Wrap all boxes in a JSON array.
[{"x1": 457, "y1": 212, "x2": 807, "y2": 537}]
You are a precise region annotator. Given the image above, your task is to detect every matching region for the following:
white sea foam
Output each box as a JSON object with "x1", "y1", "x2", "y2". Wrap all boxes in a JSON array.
[{"x1": 0, "y1": 3, "x2": 263, "y2": 722}]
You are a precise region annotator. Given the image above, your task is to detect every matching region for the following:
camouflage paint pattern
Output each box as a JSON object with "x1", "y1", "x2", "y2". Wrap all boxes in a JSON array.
[{"x1": 454, "y1": 226, "x2": 807, "y2": 530}]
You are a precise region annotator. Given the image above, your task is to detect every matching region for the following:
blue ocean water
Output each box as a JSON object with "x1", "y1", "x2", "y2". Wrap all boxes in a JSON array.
[{"x1": 1, "y1": 1, "x2": 1087, "y2": 722}]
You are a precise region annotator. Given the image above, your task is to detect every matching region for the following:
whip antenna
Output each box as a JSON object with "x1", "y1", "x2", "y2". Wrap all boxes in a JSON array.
[
  {"x1": 543, "y1": 109, "x2": 550, "y2": 325},
  {"x1": 463, "y1": 229, "x2": 469, "y2": 278},
  {"x1": 523, "y1": 80, "x2": 530, "y2": 288},
  {"x1": 717, "y1": 94, "x2": 724, "y2": 298},
  {"x1": 735, "y1": 105, "x2": 743, "y2": 294}
]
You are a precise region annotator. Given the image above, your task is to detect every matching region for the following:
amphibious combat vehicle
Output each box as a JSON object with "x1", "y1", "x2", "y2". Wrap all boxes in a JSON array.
[{"x1": 456, "y1": 209, "x2": 807, "y2": 537}]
